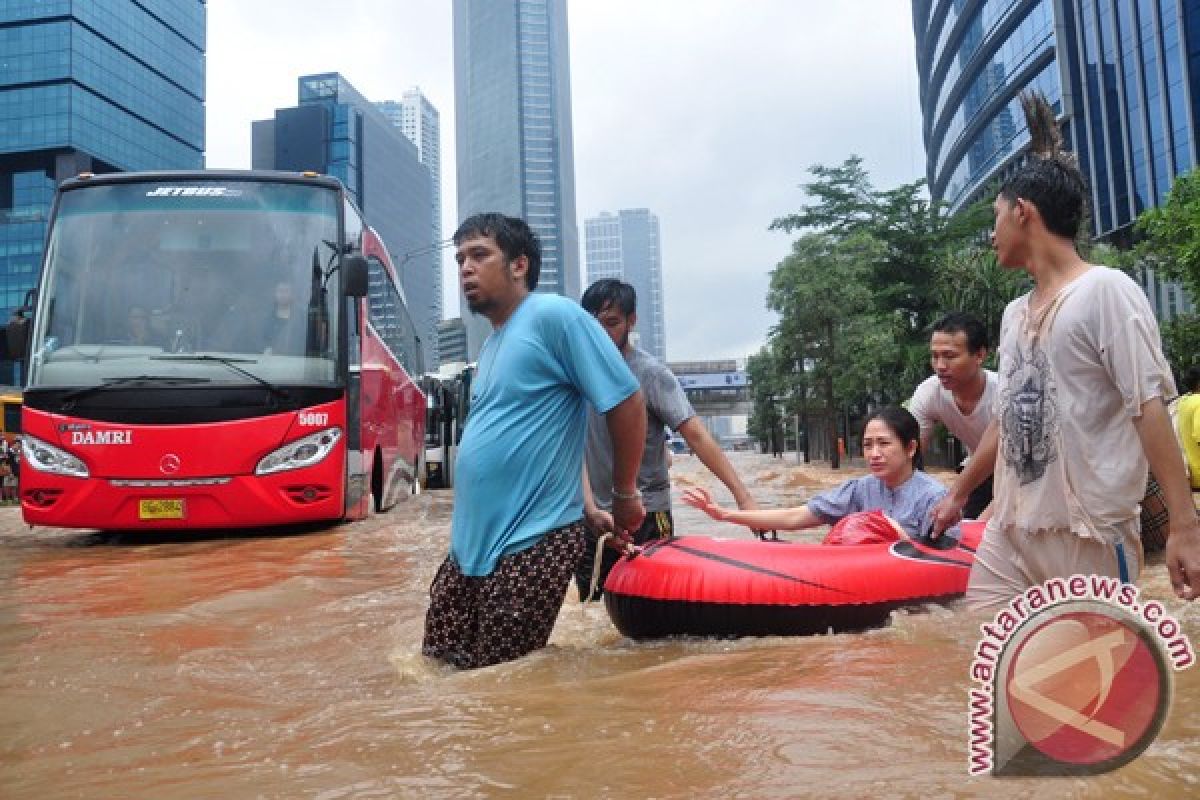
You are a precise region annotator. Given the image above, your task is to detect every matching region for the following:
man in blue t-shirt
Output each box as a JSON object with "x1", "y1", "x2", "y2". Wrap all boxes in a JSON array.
[{"x1": 422, "y1": 213, "x2": 647, "y2": 669}]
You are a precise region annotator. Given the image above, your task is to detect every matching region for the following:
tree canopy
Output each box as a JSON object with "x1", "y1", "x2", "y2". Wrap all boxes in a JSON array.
[
  {"x1": 752, "y1": 159, "x2": 1200, "y2": 461},
  {"x1": 1137, "y1": 168, "x2": 1200, "y2": 298},
  {"x1": 1136, "y1": 168, "x2": 1200, "y2": 376},
  {"x1": 750, "y1": 157, "x2": 1021, "y2": 463}
]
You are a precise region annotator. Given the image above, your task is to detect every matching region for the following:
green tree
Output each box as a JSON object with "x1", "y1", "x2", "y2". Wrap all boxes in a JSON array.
[
  {"x1": 1160, "y1": 314, "x2": 1200, "y2": 378},
  {"x1": 769, "y1": 156, "x2": 877, "y2": 237},
  {"x1": 931, "y1": 244, "x2": 1026, "y2": 349},
  {"x1": 770, "y1": 158, "x2": 995, "y2": 399},
  {"x1": 1129, "y1": 167, "x2": 1200, "y2": 378},
  {"x1": 1136, "y1": 168, "x2": 1200, "y2": 299},
  {"x1": 766, "y1": 232, "x2": 882, "y2": 467},
  {"x1": 759, "y1": 156, "x2": 1017, "y2": 464},
  {"x1": 746, "y1": 345, "x2": 785, "y2": 452}
]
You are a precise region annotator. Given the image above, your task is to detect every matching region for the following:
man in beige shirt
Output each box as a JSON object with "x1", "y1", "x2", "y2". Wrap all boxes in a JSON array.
[
  {"x1": 908, "y1": 312, "x2": 997, "y2": 520},
  {"x1": 928, "y1": 124, "x2": 1200, "y2": 608}
]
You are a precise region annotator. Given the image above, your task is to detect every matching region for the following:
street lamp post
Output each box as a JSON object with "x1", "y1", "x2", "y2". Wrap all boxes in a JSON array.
[{"x1": 775, "y1": 401, "x2": 787, "y2": 459}]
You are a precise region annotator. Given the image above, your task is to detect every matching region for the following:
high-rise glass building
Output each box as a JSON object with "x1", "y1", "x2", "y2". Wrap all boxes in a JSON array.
[
  {"x1": 584, "y1": 209, "x2": 667, "y2": 360},
  {"x1": 436, "y1": 317, "x2": 468, "y2": 366},
  {"x1": 912, "y1": 0, "x2": 1200, "y2": 316},
  {"x1": 0, "y1": 0, "x2": 206, "y2": 320},
  {"x1": 453, "y1": 0, "x2": 579, "y2": 358},
  {"x1": 253, "y1": 73, "x2": 438, "y2": 370},
  {"x1": 376, "y1": 88, "x2": 444, "y2": 335}
]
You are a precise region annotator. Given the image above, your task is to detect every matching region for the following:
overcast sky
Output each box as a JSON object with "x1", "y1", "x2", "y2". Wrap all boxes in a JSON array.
[{"x1": 205, "y1": 1, "x2": 926, "y2": 362}]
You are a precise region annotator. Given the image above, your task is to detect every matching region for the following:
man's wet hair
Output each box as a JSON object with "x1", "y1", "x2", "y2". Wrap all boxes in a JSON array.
[
  {"x1": 453, "y1": 213, "x2": 542, "y2": 290},
  {"x1": 581, "y1": 279, "x2": 637, "y2": 316},
  {"x1": 932, "y1": 311, "x2": 988, "y2": 354},
  {"x1": 998, "y1": 90, "x2": 1089, "y2": 240},
  {"x1": 998, "y1": 157, "x2": 1089, "y2": 240}
]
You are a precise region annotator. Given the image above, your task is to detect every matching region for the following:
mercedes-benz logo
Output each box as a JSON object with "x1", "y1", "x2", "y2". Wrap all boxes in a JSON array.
[{"x1": 159, "y1": 453, "x2": 181, "y2": 475}]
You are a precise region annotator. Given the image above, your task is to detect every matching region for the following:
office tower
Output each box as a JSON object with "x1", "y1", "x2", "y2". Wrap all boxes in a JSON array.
[
  {"x1": 377, "y1": 89, "x2": 443, "y2": 332},
  {"x1": 911, "y1": 0, "x2": 1200, "y2": 317},
  {"x1": 453, "y1": 0, "x2": 579, "y2": 358},
  {"x1": 0, "y1": 0, "x2": 205, "y2": 322},
  {"x1": 584, "y1": 209, "x2": 667, "y2": 360},
  {"x1": 253, "y1": 73, "x2": 438, "y2": 369},
  {"x1": 437, "y1": 318, "x2": 468, "y2": 366}
]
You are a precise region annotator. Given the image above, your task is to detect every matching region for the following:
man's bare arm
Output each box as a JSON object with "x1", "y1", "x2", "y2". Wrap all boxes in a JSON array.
[
  {"x1": 605, "y1": 390, "x2": 647, "y2": 538},
  {"x1": 580, "y1": 462, "x2": 614, "y2": 535},
  {"x1": 928, "y1": 420, "x2": 998, "y2": 536},
  {"x1": 1134, "y1": 397, "x2": 1200, "y2": 600}
]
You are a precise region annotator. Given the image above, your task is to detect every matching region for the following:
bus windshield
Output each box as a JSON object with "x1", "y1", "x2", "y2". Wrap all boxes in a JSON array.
[{"x1": 27, "y1": 179, "x2": 343, "y2": 389}]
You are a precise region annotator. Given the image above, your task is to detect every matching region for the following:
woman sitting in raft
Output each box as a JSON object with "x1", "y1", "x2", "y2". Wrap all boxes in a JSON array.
[{"x1": 682, "y1": 406, "x2": 957, "y2": 542}]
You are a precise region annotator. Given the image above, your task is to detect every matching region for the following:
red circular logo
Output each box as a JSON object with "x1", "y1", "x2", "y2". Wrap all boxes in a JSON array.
[
  {"x1": 159, "y1": 453, "x2": 181, "y2": 475},
  {"x1": 1005, "y1": 608, "x2": 1167, "y2": 767}
]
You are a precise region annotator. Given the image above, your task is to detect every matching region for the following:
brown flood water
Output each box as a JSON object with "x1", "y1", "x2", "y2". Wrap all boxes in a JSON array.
[{"x1": 1, "y1": 451, "x2": 1198, "y2": 798}]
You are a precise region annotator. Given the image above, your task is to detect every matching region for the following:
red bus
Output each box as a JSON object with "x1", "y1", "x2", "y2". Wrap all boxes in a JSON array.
[{"x1": 9, "y1": 171, "x2": 425, "y2": 529}]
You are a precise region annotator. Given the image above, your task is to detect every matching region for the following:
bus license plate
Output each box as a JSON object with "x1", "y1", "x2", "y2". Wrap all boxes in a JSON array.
[{"x1": 139, "y1": 498, "x2": 185, "y2": 520}]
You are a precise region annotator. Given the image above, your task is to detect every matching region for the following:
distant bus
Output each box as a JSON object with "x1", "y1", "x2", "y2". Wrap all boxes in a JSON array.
[
  {"x1": 420, "y1": 363, "x2": 473, "y2": 489},
  {"x1": 8, "y1": 170, "x2": 425, "y2": 530},
  {"x1": 0, "y1": 390, "x2": 20, "y2": 445}
]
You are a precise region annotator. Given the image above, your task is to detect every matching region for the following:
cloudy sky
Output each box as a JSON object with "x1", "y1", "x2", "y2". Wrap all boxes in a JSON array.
[{"x1": 206, "y1": 1, "x2": 926, "y2": 362}]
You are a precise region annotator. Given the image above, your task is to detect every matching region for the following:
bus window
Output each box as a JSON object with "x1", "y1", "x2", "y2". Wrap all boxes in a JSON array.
[{"x1": 366, "y1": 255, "x2": 423, "y2": 374}]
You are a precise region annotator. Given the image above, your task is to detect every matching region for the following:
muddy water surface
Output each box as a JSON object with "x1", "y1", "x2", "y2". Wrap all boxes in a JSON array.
[{"x1": 1, "y1": 452, "x2": 1198, "y2": 798}]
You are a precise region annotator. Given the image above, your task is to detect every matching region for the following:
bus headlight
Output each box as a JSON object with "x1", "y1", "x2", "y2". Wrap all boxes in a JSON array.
[
  {"x1": 22, "y1": 435, "x2": 89, "y2": 478},
  {"x1": 256, "y1": 427, "x2": 342, "y2": 475}
]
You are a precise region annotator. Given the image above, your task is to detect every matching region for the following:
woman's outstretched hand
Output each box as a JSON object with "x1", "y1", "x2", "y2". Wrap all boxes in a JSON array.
[{"x1": 681, "y1": 487, "x2": 727, "y2": 521}]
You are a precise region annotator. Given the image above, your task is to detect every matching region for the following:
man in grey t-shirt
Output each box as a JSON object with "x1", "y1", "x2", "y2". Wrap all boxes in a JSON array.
[{"x1": 575, "y1": 280, "x2": 757, "y2": 600}]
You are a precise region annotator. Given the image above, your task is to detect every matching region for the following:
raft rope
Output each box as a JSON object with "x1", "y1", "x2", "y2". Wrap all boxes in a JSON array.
[
  {"x1": 583, "y1": 533, "x2": 612, "y2": 602},
  {"x1": 584, "y1": 532, "x2": 640, "y2": 603}
]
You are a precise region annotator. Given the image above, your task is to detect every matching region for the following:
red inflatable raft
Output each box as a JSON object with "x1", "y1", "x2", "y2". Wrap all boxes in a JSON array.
[{"x1": 603, "y1": 521, "x2": 985, "y2": 639}]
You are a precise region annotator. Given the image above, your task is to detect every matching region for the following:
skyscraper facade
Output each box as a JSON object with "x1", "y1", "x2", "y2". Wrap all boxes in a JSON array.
[
  {"x1": 436, "y1": 317, "x2": 468, "y2": 366},
  {"x1": 453, "y1": 0, "x2": 579, "y2": 358},
  {"x1": 912, "y1": 0, "x2": 1200, "y2": 316},
  {"x1": 584, "y1": 209, "x2": 667, "y2": 360},
  {"x1": 253, "y1": 73, "x2": 438, "y2": 369},
  {"x1": 376, "y1": 88, "x2": 443, "y2": 333},
  {"x1": 0, "y1": 0, "x2": 205, "y2": 317}
]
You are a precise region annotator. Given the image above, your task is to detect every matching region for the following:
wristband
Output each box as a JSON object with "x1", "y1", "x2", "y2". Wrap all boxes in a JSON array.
[{"x1": 612, "y1": 486, "x2": 642, "y2": 500}]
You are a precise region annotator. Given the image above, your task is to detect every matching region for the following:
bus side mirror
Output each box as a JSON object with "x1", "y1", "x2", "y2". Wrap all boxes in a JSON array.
[
  {"x1": 343, "y1": 255, "x2": 368, "y2": 298},
  {"x1": 4, "y1": 313, "x2": 28, "y2": 360}
]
